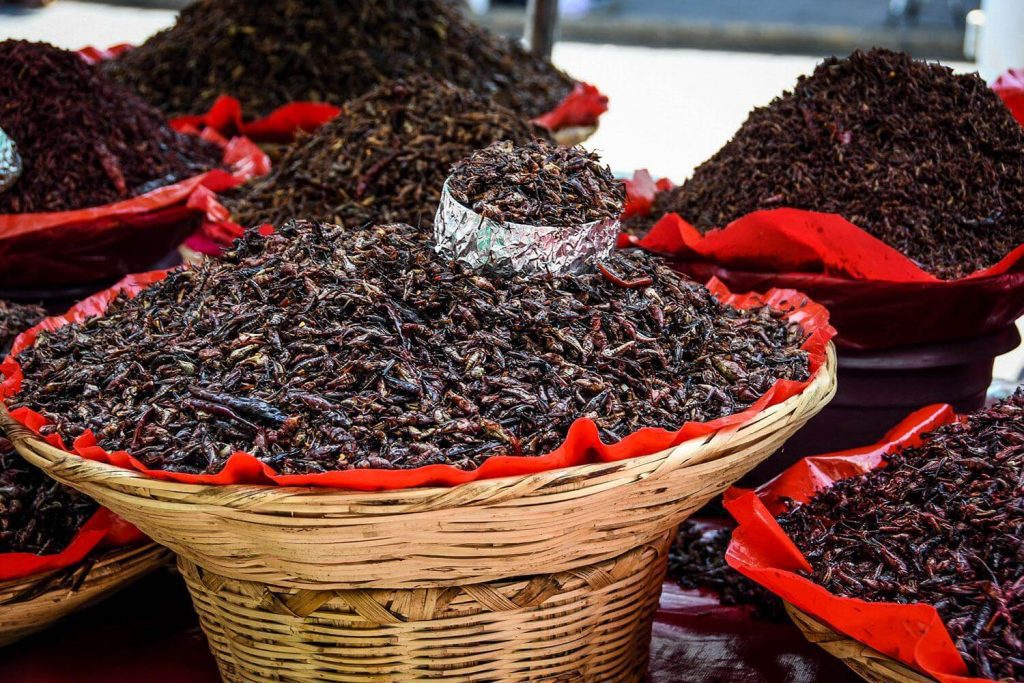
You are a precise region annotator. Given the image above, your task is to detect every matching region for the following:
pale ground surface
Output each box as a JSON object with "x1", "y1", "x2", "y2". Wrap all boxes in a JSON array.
[{"x1": 2, "y1": 1, "x2": 1020, "y2": 380}]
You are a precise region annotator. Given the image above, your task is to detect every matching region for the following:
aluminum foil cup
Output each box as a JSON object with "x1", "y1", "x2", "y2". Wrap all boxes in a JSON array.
[
  {"x1": 434, "y1": 180, "x2": 620, "y2": 275},
  {"x1": 0, "y1": 127, "x2": 21, "y2": 195}
]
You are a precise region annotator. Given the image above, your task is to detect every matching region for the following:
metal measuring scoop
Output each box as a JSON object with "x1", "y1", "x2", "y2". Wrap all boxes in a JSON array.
[{"x1": 433, "y1": 178, "x2": 620, "y2": 276}]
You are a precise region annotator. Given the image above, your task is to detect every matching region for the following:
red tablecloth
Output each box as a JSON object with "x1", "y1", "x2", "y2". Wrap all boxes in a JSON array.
[{"x1": 0, "y1": 569, "x2": 860, "y2": 682}]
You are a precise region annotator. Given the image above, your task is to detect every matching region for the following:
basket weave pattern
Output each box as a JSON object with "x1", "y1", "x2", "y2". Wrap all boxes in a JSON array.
[
  {"x1": 0, "y1": 542, "x2": 171, "y2": 646},
  {"x1": 4, "y1": 347, "x2": 835, "y2": 680},
  {"x1": 785, "y1": 603, "x2": 935, "y2": 683},
  {"x1": 181, "y1": 533, "x2": 668, "y2": 682}
]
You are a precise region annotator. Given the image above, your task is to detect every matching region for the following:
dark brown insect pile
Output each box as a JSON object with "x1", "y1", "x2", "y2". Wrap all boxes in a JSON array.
[
  {"x1": 101, "y1": 0, "x2": 575, "y2": 120},
  {"x1": 0, "y1": 40, "x2": 222, "y2": 213},
  {"x1": 448, "y1": 139, "x2": 624, "y2": 225},
  {"x1": 0, "y1": 299, "x2": 96, "y2": 556},
  {"x1": 668, "y1": 521, "x2": 784, "y2": 621},
  {"x1": 637, "y1": 49, "x2": 1024, "y2": 279},
  {"x1": 226, "y1": 76, "x2": 545, "y2": 230},
  {"x1": 0, "y1": 301, "x2": 45, "y2": 359},
  {"x1": 11, "y1": 220, "x2": 809, "y2": 475},
  {"x1": 780, "y1": 391, "x2": 1024, "y2": 681},
  {"x1": 0, "y1": 439, "x2": 97, "y2": 555}
]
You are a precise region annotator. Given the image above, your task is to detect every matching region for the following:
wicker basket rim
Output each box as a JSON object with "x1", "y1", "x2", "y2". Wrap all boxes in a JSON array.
[
  {"x1": 3, "y1": 346, "x2": 835, "y2": 503},
  {"x1": 0, "y1": 541, "x2": 163, "y2": 591},
  {"x1": 785, "y1": 602, "x2": 937, "y2": 683}
]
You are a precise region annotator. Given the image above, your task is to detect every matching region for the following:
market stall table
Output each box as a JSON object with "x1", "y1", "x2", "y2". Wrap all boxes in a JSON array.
[{"x1": 0, "y1": 556, "x2": 860, "y2": 682}]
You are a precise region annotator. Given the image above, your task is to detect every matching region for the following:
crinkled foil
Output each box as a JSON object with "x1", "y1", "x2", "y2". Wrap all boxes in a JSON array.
[
  {"x1": 0, "y1": 127, "x2": 21, "y2": 195},
  {"x1": 433, "y1": 181, "x2": 619, "y2": 275}
]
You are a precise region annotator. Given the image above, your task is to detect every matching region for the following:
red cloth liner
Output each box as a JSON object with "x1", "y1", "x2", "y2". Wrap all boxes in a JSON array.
[
  {"x1": 993, "y1": 67, "x2": 1024, "y2": 126},
  {"x1": 621, "y1": 199, "x2": 1024, "y2": 350},
  {"x1": 1, "y1": 271, "x2": 834, "y2": 492},
  {"x1": 0, "y1": 129, "x2": 270, "y2": 287},
  {"x1": 0, "y1": 506, "x2": 145, "y2": 583},
  {"x1": 632, "y1": 210, "x2": 1024, "y2": 283},
  {"x1": 722, "y1": 404, "x2": 997, "y2": 683}
]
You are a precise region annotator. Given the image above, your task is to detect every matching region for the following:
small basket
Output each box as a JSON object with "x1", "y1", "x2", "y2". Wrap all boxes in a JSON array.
[
  {"x1": 785, "y1": 603, "x2": 935, "y2": 683},
  {"x1": 0, "y1": 541, "x2": 171, "y2": 646},
  {"x1": 4, "y1": 347, "x2": 835, "y2": 681}
]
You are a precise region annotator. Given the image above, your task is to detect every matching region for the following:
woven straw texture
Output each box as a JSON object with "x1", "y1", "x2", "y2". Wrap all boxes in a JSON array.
[
  {"x1": 4, "y1": 347, "x2": 834, "y2": 680},
  {"x1": 786, "y1": 603, "x2": 935, "y2": 683},
  {"x1": 0, "y1": 542, "x2": 171, "y2": 646},
  {"x1": 181, "y1": 532, "x2": 668, "y2": 682}
]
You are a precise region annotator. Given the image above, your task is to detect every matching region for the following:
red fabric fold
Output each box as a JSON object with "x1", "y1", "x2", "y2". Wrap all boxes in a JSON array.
[
  {"x1": 532, "y1": 82, "x2": 608, "y2": 131},
  {"x1": 723, "y1": 404, "x2": 995, "y2": 683},
  {"x1": 666, "y1": 262, "x2": 1024, "y2": 351},
  {"x1": 173, "y1": 84, "x2": 610, "y2": 142},
  {"x1": 621, "y1": 203, "x2": 1024, "y2": 350},
  {"x1": 1, "y1": 271, "x2": 834, "y2": 492},
  {"x1": 993, "y1": 67, "x2": 1024, "y2": 126},
  {"x1": 170, "y1": 95, "x2": 342, "y2": 145},
  {"x1": 621, "y1": 169, "x2": 674, "y2": 221},
  {"x1": 0, "y1": 508, "x2": 145, "y2": 583},
  {"x1": 0, "y1": 129, "x2": 269, "y2": 287},
  {"x1": 76, "y1": 43, "x2": 132, "y2": 65},
  {"x1": 633, "y1": 210, "x2": 1024, "y2": 283}
]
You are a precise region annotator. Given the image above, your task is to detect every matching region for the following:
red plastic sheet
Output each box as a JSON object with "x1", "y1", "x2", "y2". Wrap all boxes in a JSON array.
[
  {"x1": 994, "y1": 67, "x2": 1024, "y2": 126},
  {"x1": 621, "y1": 184, "x2": 1024, "y2": 350},
  {"x1": 2, "y1": 270, "x2": 834, "y2": 492},
  {"x1": 0, "y1": 508, "x2": 144, "y2": 583},
  {"x1": 184, "y1": 193, "x2": 248, "y2": 256},
  {"x1": 621, "y1": 169, "x2": 674, "y2": 221},
  {"x1": 531, "y1": 82, "x2": 608, "y2": 131},
  {"x1": 76, "y1": 43, "x2": 132, "y2": 65},
  {"x1": 722, "y1": 404, "x2": 998, "y2": 683},
  {"x1": 171, "y1": 96, "x2": 342, "y2": 146},
  {"x1": 0, "y1": 130, "x2": 270, "y2": 287}
]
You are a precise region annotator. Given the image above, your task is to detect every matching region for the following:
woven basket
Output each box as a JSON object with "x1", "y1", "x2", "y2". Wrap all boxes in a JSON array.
[
  {"x1": 551, "y1": 125, "x2": 598, "y2": 146},
  {"x1": 0, "y1": 541, "x2": 171, "y2": 646},
  {"x1": 4, "y1": 346, "x2": 835, "y2": 680},
  {"x1": 785, "y1": 603, "x2": 935, "y2": 683},
  {"x1": 180, "y1": 531, "x2": 669, "y2": 683}
]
